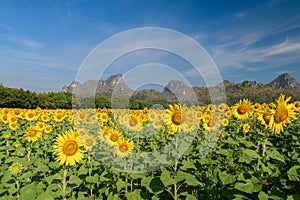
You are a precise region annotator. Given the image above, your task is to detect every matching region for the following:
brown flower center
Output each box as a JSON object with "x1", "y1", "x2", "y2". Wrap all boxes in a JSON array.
[
  {"x1": 208, "y1": 118, "x2": 216, "y2": 127},
  {"x1": 129, "y1": 117, "x2": 138, "y2": 127},
  {"x1": 119, "y1": 144, "x2": 128, "y2": 152},
  {"x1": 85, "y1": 138, "x2": 93, "y2": 146},
  {"x1": 274, "y1": 107, "x2": 288, "y2": 123},
  {"x1": 237, "y1": 105, "x2": 248, "y2": 115},
  {"x1": 263, "y1": 112, "x2": 271, "y2": 123},
  {"x1": 172, "y1": 111, "x2": 184, "y2": 125},
  {"x1": 110, "y1": 134, "x2": 119, "y2": 142},
  {"x1": 63, "y1": 140, "x2": 78, "y2": 156}
]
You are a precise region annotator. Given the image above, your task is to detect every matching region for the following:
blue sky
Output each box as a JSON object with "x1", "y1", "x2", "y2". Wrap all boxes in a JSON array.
[{"x1": 1, "y1": 0, "x2": 300, "y2": 92}]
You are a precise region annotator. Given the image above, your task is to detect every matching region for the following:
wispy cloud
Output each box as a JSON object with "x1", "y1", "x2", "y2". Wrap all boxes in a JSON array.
[{"x1": 0, "y1": 23, "x2": 44, "y2": 48}]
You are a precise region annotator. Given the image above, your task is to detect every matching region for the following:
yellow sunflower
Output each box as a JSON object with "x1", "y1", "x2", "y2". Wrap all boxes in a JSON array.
[
  {"x1": 294, "y1": 101, "x2": 300, "y2": 112},
  {"x1": 82, "y1": 134, "x2": 97, "y2": 151},
  {"x1": 9, "y1": 122, "x2": 18, "y2": 131},
  {"x1": 222, "y1": 118, "x2": 229, "y2": 127},
  {"x1": 202, "y1": 115, "x2": 221, "y2": 131},
  {"x1": 106, "y1": 129, "x2": 123, "y2": 146},
  {"x1": 232, "y1": 99, "x2": 254, "y2": 120},
  {"x1": 165, "y1": 104, "x2": 197, "y2": 134},
  {"x1": 52, "y1": 130, "x2": 84, "y2": 166},
  {"x1": 243, "y1": 123, "x2": 250, "y2": 133},
  {"x1": 1, "y1": 114, "x2": 9, "y2": 124},
  {"x1": 268, "y1": 94, "x2": 297, "y2": 134},
  {"x1": 115, "y1": 138, "x2": 134, "y2": 158},
  {"x1": 9, "y1": 162, "x2": 23, "y2": 176},
  {"x1": 35, "y1": 121, "x2": 45, "y2": 131},
  {"x1": 25, "y1": 126, "x2": 42, "y2": 142},
  {"x1": 44, "y1": 124, "x2": 53, "y2": 134},
  {"x1": 257, "y1": 107, "x2": 272, "y2": 127},
  {"x1": 25, "y1": 110, "x2": 37, "y2": 121}
]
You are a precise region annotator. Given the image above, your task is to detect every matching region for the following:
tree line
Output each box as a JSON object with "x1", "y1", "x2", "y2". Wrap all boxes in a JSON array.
[{"x1": 0, "y1": 84, "x2": 153, "y2": 109}]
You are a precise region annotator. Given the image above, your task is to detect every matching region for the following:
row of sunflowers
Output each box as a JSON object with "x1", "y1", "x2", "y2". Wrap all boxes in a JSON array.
[{"x1": 0, "y1": 94, "x2": 299, "y2": 199}]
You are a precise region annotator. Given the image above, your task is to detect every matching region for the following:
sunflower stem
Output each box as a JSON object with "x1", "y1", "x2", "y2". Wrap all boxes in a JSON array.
[
  {"x1": 6, "y1": 140, "x2": 9, "y2": 156},
  {"x1": 27, "y1": 142, "x2": 33, "y2": 162},
  {"x1": 15, "y1": 177, "x2": 20, "y2": 200},
  {"x1": 62, "y1": 167, "x2": 68, "y2": 200},
  {"x1": 88, "y1": 151, "x2": 93, "y2": 197}
]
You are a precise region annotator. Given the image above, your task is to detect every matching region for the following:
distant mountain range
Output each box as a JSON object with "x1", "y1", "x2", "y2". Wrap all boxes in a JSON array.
[{"x1": 62, "y1": 73, "x2": 300, "y2": 105}]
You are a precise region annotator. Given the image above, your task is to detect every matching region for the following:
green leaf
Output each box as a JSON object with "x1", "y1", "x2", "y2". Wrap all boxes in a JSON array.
[
  {"x1": 116, "y1": 179, "x2": 129, "y2": 192},
  {"x1": 160, "y1": 169, "x2": 175, "y2": 187},
  {"x1": 234, "y1": 182, "x2": 255, "y2": 194},
  {"x1": 174, "y1": 170, "x2": 187, "y2": 183},
  {"x1": 181, "y1": 160, "x2": 197, "y2": 171},
  {"x1": 245, "y1": 149, "x2": 260, "y2": 158},
  {"x1": 69, "y1": 175, "x2": 83, "y2": 186},
  {"x1": 86, "y1": 174, "x2": 99, "y2": 183},
  {"x1": 45, "y1": 173, "x2": 62, "y2": 184},
  {"x1": 107, "y1": 191, "x2": 119, "y2": 200},
  {"x1": 258, "y1": 191, "x2": 268, "y2": 200},
  {"x1": 130, "y1": 173, "x2": 148, "y2": 179},
  {"x1": 185, "y1": 174, "x2": 201, "y2": 186},
  {"x1": 19, "y1": 183, "x2": 37, "y2": 200},
  {"x1": 100, "y1": 171, "x2": 112, "y2": 182},
  {"x1": 239, "y1": 149, "x2": 259, "y2": 163},
  {"x1": 218, "y1": 171, "x2": 236, "y2": 185},
  {"x1": 141, "y1": 176, "x2": 152, "y2": 192},
  {"x1": 36, "y1": 191, "x2": 55, "y2": 200},
  {"x1": 216, "y1": 149, "x2": 233, "y2": 157},
  {"x1": 237, "y1": 172, "x2": 252, "y2": 182},
  {"x1": 77, "y1": 166, "x2": 89, "y2": 175},
  {"x1": 287, "y1": 194, "x2": 300, "y2": 200},
  {"x1": 268, "y1": 150, "x2": 285, "y2": 163},
  {"x1": 125, "y1": 189, "x2": 143, "y2": 200},
  {"x1": 149, "y1": 177, "x2": 164, "y2": 194},
  {"x1": 186, "y1": 194, "x2": 197, "y2": 200},
  {"x1": 287, "y1": 165, "x2": 300, "y2": 182}
]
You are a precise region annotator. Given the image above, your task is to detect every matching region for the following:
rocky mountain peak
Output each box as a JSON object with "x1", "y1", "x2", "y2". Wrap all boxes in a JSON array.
[{"x1": 268, "y1": 73, "x2": 300, "y2": 89}]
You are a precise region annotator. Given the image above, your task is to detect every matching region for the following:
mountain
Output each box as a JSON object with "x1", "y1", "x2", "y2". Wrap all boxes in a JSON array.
[
  {"x1": 62, "y1": 73, "x2": 300, "y2": 105},
  {"x1": 62, "y1": 74, "x2": 133, "y2": 97},
  {"x1": 267, "y1": 73, "x2": 300, "y2": 89}
]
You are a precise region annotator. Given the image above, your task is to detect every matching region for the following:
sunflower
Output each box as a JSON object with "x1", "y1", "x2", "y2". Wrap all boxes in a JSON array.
[
  {"x1": 217, "y1": 103, "x2": 228, "y2": 113},
  {"x1": 294, "y1": 101, "x2": 300, "y2": 113},
  {"x1": 25, "y1": 126, "x2": 42, "y2": 142},
  {"x1": 268, "y1": 94, "x2": 297, "y2": 134},
  {"x1": 9, "y1": 122, "x2": 18, "y2": 131},
  {"x1": 4, "y1": 132, "x2": 11, "y2": 139},
  {"x1": 44, "y1": 124, "x2": 53, "y2": 134},
  {"x1": 40, "y1": 114, "x2": 50, "y2": 122},
  {"x1": 257, "y1": 107, "x2": 272, "y2": 127},
  {"x1": 98, "y1": 126, "x2": 113, "y2": 141},
  {"x1": 53, "y1": 112, "x2": 65, "y2": 122},
  {"x1": 232, "y1": 99, "x2": 254, "y2": 120},
  {"x1": 122, "y1": 114, "x2": 143, "y2": 132},
  {"x1": 165, "y1": 104, "x2": 197, "y2": 134},
  {"x1": 106, "y1": 129, "x2": 123, "y2": 146},
  {"x1": 35, "y1": 122, "x2": 45, "y2": 131},
  {"x1": 14, "y1": 141, "x2": 21, "y2": 148},
  {"x1": 25, "y1": 110, "x2": 37, "y2": 121},
  {"x1": 82, "y1": 134, "x2": 97, "y2": 151},
  {"x1": 52, "y1": 130, "x2": 84, "y2": 166},
  {"x1": 225, "y1": 110, "x2": 232, "y2": 118},
  {"x1": 243, "y1": 123, "x2": 250, "y2": 133},
  {"x1": 222, "y1": 118, "x2": 229, "y2": 127},
  {"x1": 202, "y1": 115, "x2": 221, "y2": 131},
  {"x1": 1, "y1": 114, "x2": 9, "y2": 123},
  {"x1": 115, "y1": 138, "x2": 134, "y2": 158},
  {"x1": 9, "y1": 162, "x2": 23, "y2": 176}
]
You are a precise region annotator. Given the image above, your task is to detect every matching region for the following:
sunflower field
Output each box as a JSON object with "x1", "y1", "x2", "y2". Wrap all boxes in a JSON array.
[{"x1": 0, "y1": 94, "x2": 300, "y2": 200}]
